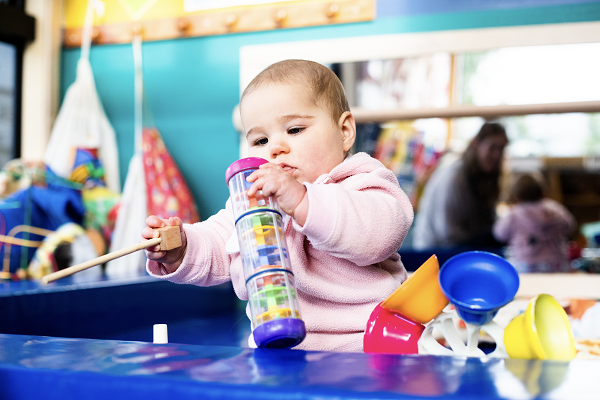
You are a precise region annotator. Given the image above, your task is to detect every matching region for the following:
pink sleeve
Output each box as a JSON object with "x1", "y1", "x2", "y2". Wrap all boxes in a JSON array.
[
  {"x1": 547, "y1": 199, "x2": 576, "y2": 235},
  {"x1": 292, "y1": 167, "x2": 414, "y2": 266},
  {"x1": 146, "y1": 207, "x2": 234, "y2": 286}
]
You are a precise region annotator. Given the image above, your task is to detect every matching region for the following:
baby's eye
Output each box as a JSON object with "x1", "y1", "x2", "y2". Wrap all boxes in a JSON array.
[
  {"x1": 288, "y1": 127, "x2": 305, "y2": 135},
  {"x1": 253, "y1": 137, "x2": 268, "y2": 146}
]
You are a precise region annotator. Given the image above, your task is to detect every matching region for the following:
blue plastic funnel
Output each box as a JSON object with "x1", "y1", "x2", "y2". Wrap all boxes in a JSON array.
[{"x1": 439, "y1": 251, "x2": 520, "y2": 325}]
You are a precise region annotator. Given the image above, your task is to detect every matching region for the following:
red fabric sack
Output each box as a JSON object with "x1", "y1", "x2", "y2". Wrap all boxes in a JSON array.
[{"x1": 142, "y1": 128, "x2": 200, "y2": 223}]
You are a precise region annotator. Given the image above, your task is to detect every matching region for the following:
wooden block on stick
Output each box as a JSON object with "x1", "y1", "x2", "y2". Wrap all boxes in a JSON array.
[{"x1": 157, "y1": 225, "x2": 182, "y2": 251}]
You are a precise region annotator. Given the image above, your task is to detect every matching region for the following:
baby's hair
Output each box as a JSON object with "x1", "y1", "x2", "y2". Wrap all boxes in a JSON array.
[
  {"x1": 510, "y1": 174, "x2": 544, "y2": 203},
  {"x1": 241, "y1": 59, "x2": 350, "y2": 122}
]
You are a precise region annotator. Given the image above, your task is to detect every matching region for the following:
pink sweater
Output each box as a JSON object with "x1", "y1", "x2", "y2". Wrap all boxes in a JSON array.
[
  {"x1": 147, "y1": 153, "x2": 414, "y2": 352},
  {"x1": 493, "y1": 198, "x2": 575, "y2": 272}
]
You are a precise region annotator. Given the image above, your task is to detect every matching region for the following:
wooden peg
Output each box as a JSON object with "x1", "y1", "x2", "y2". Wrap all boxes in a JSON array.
[
  {"x1": 326, "y1": 3, "x2": 340, "y2": 19},
  {"x1": 132, "y1": 22, "x2": 144, "y2": 38},
  {"x1": 224, "y1": 14, "x2": 238, "y2": 31},
  {"x1": 176, "y1": 18, "x2": 191, "y2": 35},
  {"x1": 91, "y1": 27, "x2": 102, "y2": 43},
  {"x1": 274, "y1": 9, "x2": 287, "y2": 28},
  {"x1": 41, "y1": 226, "x2": 182, "y2": 285}
]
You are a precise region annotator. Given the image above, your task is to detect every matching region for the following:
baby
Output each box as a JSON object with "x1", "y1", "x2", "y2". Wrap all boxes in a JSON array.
[
  {"x1": 493, "y1": 173, "x2": 576, "y2": 273},
  {"x1": 142, "y1": 59, "x2": 414, "y2": 352}
]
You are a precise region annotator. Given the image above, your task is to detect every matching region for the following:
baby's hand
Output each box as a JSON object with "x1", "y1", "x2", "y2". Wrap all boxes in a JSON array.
[
  {"x1": 142, "y1": 215, "x2": 187, "y2": 273},
  {"x1": 247, "y1": 163, "x2": 308, "y2": 225}
]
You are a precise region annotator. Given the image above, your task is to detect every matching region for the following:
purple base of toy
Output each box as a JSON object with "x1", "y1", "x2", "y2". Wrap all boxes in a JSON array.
[{"x1": 253, "y1": 318, "x2": 306, "y2": 349}]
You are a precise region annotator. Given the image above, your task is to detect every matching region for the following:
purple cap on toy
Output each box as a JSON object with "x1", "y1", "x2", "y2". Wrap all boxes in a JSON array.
[
  {"x1": 225, "y1": 157, "x2": 269, "y2": 186},
  {"x1": 253, "y1": 318, "x2": 306, "y2": 349}
]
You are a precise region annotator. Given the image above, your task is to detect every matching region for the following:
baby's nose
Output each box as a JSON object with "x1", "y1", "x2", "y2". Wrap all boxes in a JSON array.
[{"x1": 270, "y1": 138, "x2": 290, "y2": 156}]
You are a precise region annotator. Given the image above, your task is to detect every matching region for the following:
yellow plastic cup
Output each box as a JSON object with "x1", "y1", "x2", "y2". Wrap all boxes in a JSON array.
[
  {"x1": 381, "y1": 255, "x2": 449, "y2": 324},
  {"x1": 504, "y1": 294, "x2": 576, "y2": 361}
]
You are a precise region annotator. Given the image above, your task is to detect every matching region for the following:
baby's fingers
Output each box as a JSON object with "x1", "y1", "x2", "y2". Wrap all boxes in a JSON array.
[
  {"x1": 246, "y1": 163, "x2": 281, "y2": 182},
  {"x1": 141, "y1": 225, "x2": 160, "y2": 240},
  {"x1": 246, "y1": 176, "x2": 264, "y2": 197},
  {"x1": 142, "y1": 215, "x2": 169, "y2": 252},
  {"x1": 165, "y1": 216, "x2": 183, "y2": 227},
  {"x1": 140, "y1": 228, "x2": 163, "y2": 254},
  {"x1": 146, "y1": 215, "x2": 167, "y2": 229},
  {"x1": 246, "y1": 164, "x2": 284, "y2": 196},
  {"x1": 144, "y1": 246, "x2": 166, "y2": 260}
]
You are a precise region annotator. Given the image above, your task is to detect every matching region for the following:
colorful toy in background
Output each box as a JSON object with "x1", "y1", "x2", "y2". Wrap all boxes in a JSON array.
[
  {"x1": 359, "y1": 121, "x2": 443, "y2": 208},
  {"x1": 81, "y1": 187, "x2": 120, "y2": 250},
  {"x1": 70, "y1": 148, "x2": 121, "y2": 250},
  {"x1": 27, "y1": 222, "x2": 86, "y2": 280},
  {"x1": 0, "y1": 164, "x2": 86, "y2": 279},
  {"x1": 0, "y1": 160, "x2": 47, "y2": 198},
  {"x1": 572, "y1": 221, "x2": 600, "y2": 273},
  {"x1": 0, "y1": 148, "x2": 121, "y2": 281},
  {"x1": 69, "y1": 148, "x2": 107, "y2": 189},
  {"x1": 364, "y1": 251, "x2": 578, "y2": 361},
  {"x1": 226, "y1": 157, "x2": 306, "y2": 349}
]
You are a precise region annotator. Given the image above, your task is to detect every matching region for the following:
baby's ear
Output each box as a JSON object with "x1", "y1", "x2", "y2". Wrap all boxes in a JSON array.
[{"x1": 338, "y1": 111, "x2": 356, "y2": 152}]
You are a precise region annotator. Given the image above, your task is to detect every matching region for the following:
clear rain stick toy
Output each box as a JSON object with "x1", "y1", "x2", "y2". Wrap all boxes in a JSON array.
[{"x1": 225, "y1": 157, "x2": 306, "y2": 348}]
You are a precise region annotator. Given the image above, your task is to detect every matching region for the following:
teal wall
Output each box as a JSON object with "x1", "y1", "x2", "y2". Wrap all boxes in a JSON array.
[{"x1": 59, "y1": 1, "x2": 600, "y2": 219}]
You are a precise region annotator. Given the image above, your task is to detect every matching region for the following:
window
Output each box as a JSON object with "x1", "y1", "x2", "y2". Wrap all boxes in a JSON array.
[
  {"x1": 346, "y1": 43, "x2": 600, "y2": 160},
  {"x1": 0, "y1": 42, "x2": 17, "y2": 168},
  {"x1": 0, "y1": 0, "x2": 35, "y2": 168},
  {"x1": 453, "y1": 43, "x2": 600, "y2": 157},
  {"x1": 344, "y1": 42, "x2": 600, "y2": 206}
]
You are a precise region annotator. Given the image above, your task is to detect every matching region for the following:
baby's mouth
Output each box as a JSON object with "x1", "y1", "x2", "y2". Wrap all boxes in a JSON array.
[{"x1": 279, "y1": 164, "x2": 296, "y2": 175}]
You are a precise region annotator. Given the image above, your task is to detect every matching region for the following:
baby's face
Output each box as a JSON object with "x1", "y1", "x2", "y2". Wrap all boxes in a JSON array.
[{"x1": 240, "y1": 82, "x2": 353, "y2": 184}]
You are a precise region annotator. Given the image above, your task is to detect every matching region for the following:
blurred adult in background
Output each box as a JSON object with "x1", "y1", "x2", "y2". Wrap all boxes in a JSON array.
[
  {"x1": 493, "y1": 174, "x2": 575, "y2": 273},
  {"x1": 413, "y1": 122, "x2": 508, "y2": 250}
]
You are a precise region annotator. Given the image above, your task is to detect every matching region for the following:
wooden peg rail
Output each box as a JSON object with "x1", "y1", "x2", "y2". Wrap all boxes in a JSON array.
[
  {"x1": 41, "y1": 226, "x2": 182, "y2": 284},
  {"x1": 62, "y1": 0, "x2": 374, "y2": 47}
]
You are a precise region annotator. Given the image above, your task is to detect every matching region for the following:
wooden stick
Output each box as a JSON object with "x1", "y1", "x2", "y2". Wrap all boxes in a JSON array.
[{"x1": 41, "y1": 226, "x2": 182, "y2": 284}]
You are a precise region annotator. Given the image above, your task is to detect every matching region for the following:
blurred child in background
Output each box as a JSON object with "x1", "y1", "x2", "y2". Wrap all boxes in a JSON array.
[{"x1": 493, "y1": 173, "x2": 576, "y2": 273}]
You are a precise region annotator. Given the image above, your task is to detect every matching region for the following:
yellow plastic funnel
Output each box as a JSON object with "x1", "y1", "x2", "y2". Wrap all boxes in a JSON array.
[{"x1": 381, "y1": 255, "x2": 449, "y2": 324}]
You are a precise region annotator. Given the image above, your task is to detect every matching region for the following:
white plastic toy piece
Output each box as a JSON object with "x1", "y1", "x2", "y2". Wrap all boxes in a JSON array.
[
  {"x1": 418, "y1": 310, "x2": 507, "y2": 358},
  {"x1": 153, "y1": 324, "x2": 168, "y2": 344}
]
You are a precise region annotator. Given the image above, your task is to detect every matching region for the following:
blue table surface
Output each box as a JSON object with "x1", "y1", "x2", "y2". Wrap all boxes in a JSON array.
[
  {"x1": 0, "y1": 271, "x2": 251, "y2": 346},
  {"x1": 0, "y1": 333, "x2": 599, "y2": 400},
  {"x1": 2, "y1": 271, "x2": 600, "y2": 399}
]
